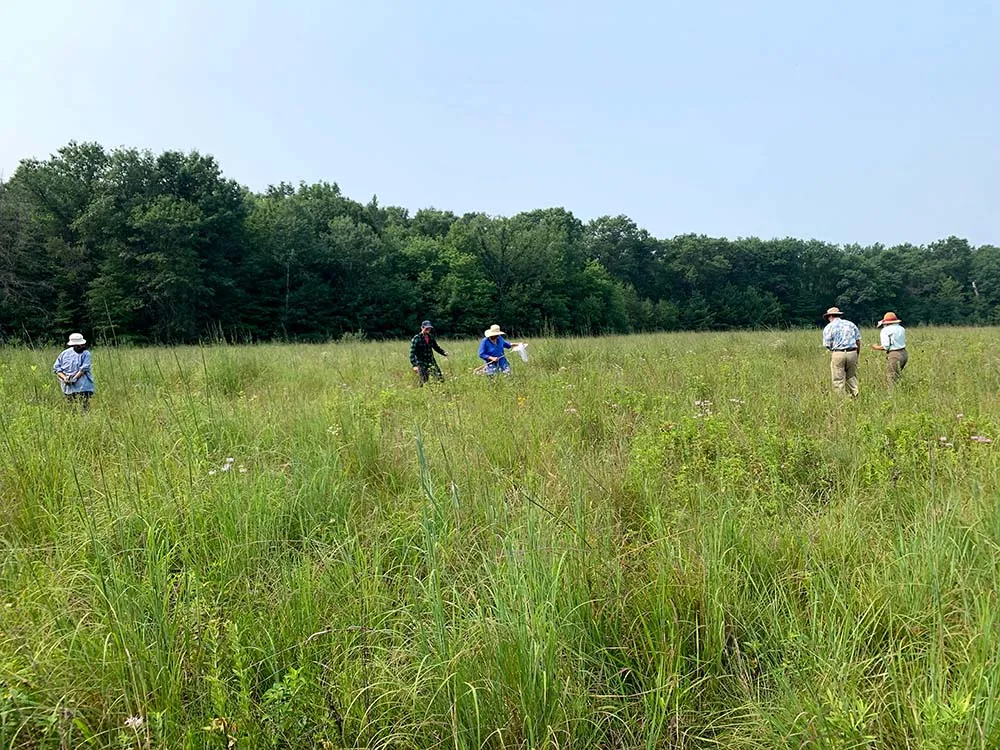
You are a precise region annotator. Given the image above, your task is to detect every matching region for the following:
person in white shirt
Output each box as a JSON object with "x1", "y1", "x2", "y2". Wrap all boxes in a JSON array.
[{"x1": 870, "y1": 312, "x2": 907, "y2": 387}]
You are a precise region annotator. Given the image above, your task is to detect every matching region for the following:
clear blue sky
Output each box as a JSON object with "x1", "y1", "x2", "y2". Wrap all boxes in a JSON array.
[{"x1": 2, "y1": 0, "x2": 997, "y2": 246}]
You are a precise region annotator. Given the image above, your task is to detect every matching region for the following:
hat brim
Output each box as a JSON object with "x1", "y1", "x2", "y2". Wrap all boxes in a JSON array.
[
  {"x1": 877, "y1": 319, "x2": 901, "y2": 327},
  {"x1": 484, "y1": 330, "x2": 505, "y2": 337}
]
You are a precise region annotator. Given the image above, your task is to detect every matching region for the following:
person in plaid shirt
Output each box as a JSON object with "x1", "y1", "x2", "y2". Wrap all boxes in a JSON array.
[
  {"x1": 821, "y1": 306, "x2": 862, "y2": 396},
  {"x1": 409, "y1": 320, "x2": 448, "y2": 385}
]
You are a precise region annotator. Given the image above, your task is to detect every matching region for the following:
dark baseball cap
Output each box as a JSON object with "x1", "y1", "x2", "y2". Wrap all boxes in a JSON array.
[{"x1": 421, "y1": 320, "x2": 433, "y2": 328}]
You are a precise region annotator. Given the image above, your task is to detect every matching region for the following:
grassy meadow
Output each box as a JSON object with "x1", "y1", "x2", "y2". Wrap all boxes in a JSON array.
[{"x1": 3, "y1": 328, "x2": 1000, "y2": 749}]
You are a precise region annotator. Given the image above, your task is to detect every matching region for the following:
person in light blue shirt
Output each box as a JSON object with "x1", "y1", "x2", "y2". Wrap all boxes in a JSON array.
[
  {"x1": 821, "y1": 307, "x2": 861, "y2": 396},
  {"x1": 478, "y1": 324, "x2": 524, "y2": 376},
  {"x1": 53, "y1": 332, "x2": 94, "y2": 410},
  {"x1": 870, "y1": 311, "x2": 908, "y2": 387}
]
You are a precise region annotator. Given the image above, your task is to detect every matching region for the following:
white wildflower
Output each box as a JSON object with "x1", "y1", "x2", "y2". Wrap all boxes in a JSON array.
[{"x1": 124, "y1": 715, "x2": 144, "y2": 730}]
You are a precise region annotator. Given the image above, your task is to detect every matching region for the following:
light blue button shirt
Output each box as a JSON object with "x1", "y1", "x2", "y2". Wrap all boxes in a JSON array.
[
  {"x1": 879, "y1": 323, "x2": 906, "y2": 351},
  {"x1": 53, "y1": 348, "x2": 94, "y2": 394}
]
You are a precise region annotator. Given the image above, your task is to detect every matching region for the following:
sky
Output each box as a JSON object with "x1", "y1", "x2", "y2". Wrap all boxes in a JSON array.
[{"x1": 1, "y1": 0, "x2": 998, "y2": 247}]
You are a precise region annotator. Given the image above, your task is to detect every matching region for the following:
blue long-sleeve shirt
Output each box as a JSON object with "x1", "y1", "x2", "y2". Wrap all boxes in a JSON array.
[
  {"x1": 479, "y1": 336, "x2": 512, "y2": 363},
  {"x1": 53, "y1": 348, "x2": 94, "y2": 394}
]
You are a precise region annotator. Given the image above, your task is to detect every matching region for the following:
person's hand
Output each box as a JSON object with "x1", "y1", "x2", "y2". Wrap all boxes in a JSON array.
[
  {"x1": 412, "y1": 366, "x2": 420, "y2": 372},
  {"x1": 442, "y1": 352, "x2": 448, "y2": 357}
]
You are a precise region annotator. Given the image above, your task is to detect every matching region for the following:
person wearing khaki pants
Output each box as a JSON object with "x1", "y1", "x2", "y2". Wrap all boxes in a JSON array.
[
  {"x1": 871, "y1": 311, "x2": 908, "y2": 387},
  {"x1": 821, "y1": 306, "x2": 862, "y2": 397}
]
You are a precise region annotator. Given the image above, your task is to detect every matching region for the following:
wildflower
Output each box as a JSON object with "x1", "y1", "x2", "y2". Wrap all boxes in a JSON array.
[
  {"x1": 956, "y1": 413, "x2": 965, "y2": 419},
  {"x1": 125, "y1": 715, "x2": 144, "y2": 730},
  {"x1": 239, "y1": 467, "x2": 248, "y2": 474},
  {"x1": 564, "y1": 408, "x2": 578, "y2": 414},
  {"x1": 208, "y1": 470, "x2": 217, "y2": 476},
  {"x1": 970, "y1": 436, "x2": 993, "y2": 444},
  {"x1": 939, "y1": 436, "x2": 948, "y2": 442},
  {"x1": 728, "y1": 398, "x2": 745, "y2": 405}
]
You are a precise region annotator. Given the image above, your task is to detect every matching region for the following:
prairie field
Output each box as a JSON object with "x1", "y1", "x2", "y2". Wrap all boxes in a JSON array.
[{"x1": 3, "y1": 328, "x2": 1000, "y2": 749}]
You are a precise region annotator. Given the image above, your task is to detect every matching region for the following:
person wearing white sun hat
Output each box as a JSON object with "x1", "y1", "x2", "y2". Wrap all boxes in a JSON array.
[
  {"x1": 478, "y1": 324, "x2": 524, "y2": 376},
  {"x1": 53, "y1": 332, "x2": 94, "y2": 410}
]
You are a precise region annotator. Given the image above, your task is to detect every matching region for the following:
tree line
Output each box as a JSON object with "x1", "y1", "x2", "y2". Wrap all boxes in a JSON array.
[{"x1": 1, "y1": 142, "x2": 997, "y2": 344}]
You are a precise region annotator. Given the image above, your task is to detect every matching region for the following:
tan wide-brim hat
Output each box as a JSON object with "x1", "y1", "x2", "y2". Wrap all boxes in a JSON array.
[
  {"x1": 824, "y1": 307, "x2": 843, "y2": 318},
  {"x1": 877, "y1": 312, "x2": 902, "y2": 327},
  {"x1": 484, "y1": 324, "x2": 506, "y2": 337}
]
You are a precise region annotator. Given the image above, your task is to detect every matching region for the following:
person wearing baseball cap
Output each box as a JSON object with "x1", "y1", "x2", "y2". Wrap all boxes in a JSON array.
[
  {"x1": 821, "y1": 307, "x2": 861, "y2": 396},
  {"x1": 870, "y1": 312, "x2": 907, "y2": 387},
  {"x1": 409, "y1": 320, "x2": 448, "y2": 385},
  {"x1": 53, "y1": 332, "x2": 94, "y2": 410}
]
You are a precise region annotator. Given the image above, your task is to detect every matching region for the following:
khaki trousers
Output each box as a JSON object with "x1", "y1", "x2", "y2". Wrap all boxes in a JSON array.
[
  {"x1": 830, "y1": 350, "x2": 859, "y2": 396},
  {"x1": 886, "y1": 348, "x2": 908, "y2": 387}
]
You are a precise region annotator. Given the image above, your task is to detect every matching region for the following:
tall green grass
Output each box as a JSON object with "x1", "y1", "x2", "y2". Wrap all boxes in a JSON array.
[{"x1": 2, "y1": 328, "x2": 999, "y2": 748}]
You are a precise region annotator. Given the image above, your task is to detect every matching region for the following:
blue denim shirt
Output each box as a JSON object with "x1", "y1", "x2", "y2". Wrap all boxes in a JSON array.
[{"x1": 53, "y1": 348, "x2": 94, "y2": 394}]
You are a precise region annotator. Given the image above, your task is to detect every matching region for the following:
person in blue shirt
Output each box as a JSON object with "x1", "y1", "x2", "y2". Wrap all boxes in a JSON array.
[
  {"x1": 870, "y1": 311, "x2": 907, "y2": 387},
  {"x1": 478, "y1": 324, "x2": 524, "y2": 376},
  {"x1": 53, "y1": 332, "x2": 94, "y2": 410},
  {"x1": 821, "y1": 307, "x2": 861, "y2": 396}
]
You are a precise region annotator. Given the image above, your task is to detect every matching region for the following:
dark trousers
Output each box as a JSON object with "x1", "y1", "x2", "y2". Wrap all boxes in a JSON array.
[
  {"x1": 66, "y1": 392, "x2": 93, "y2": 411},
  {"x1": 416, "y1": 361, "x2": 443, "y2": 385}
]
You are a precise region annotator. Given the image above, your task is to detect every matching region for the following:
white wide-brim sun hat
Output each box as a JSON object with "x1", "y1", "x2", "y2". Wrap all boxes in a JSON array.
[
  {"x1": 67, "y1": 333, "x2": 87, "y2": 346},
  {"x1": 484, "y1": 324, "x2": 505, "y2": 337}
]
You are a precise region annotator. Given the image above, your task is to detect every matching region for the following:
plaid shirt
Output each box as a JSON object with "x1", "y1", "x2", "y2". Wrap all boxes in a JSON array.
[{"x1": 410, "y1": 333, "x2": 446, "y2": 366}]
